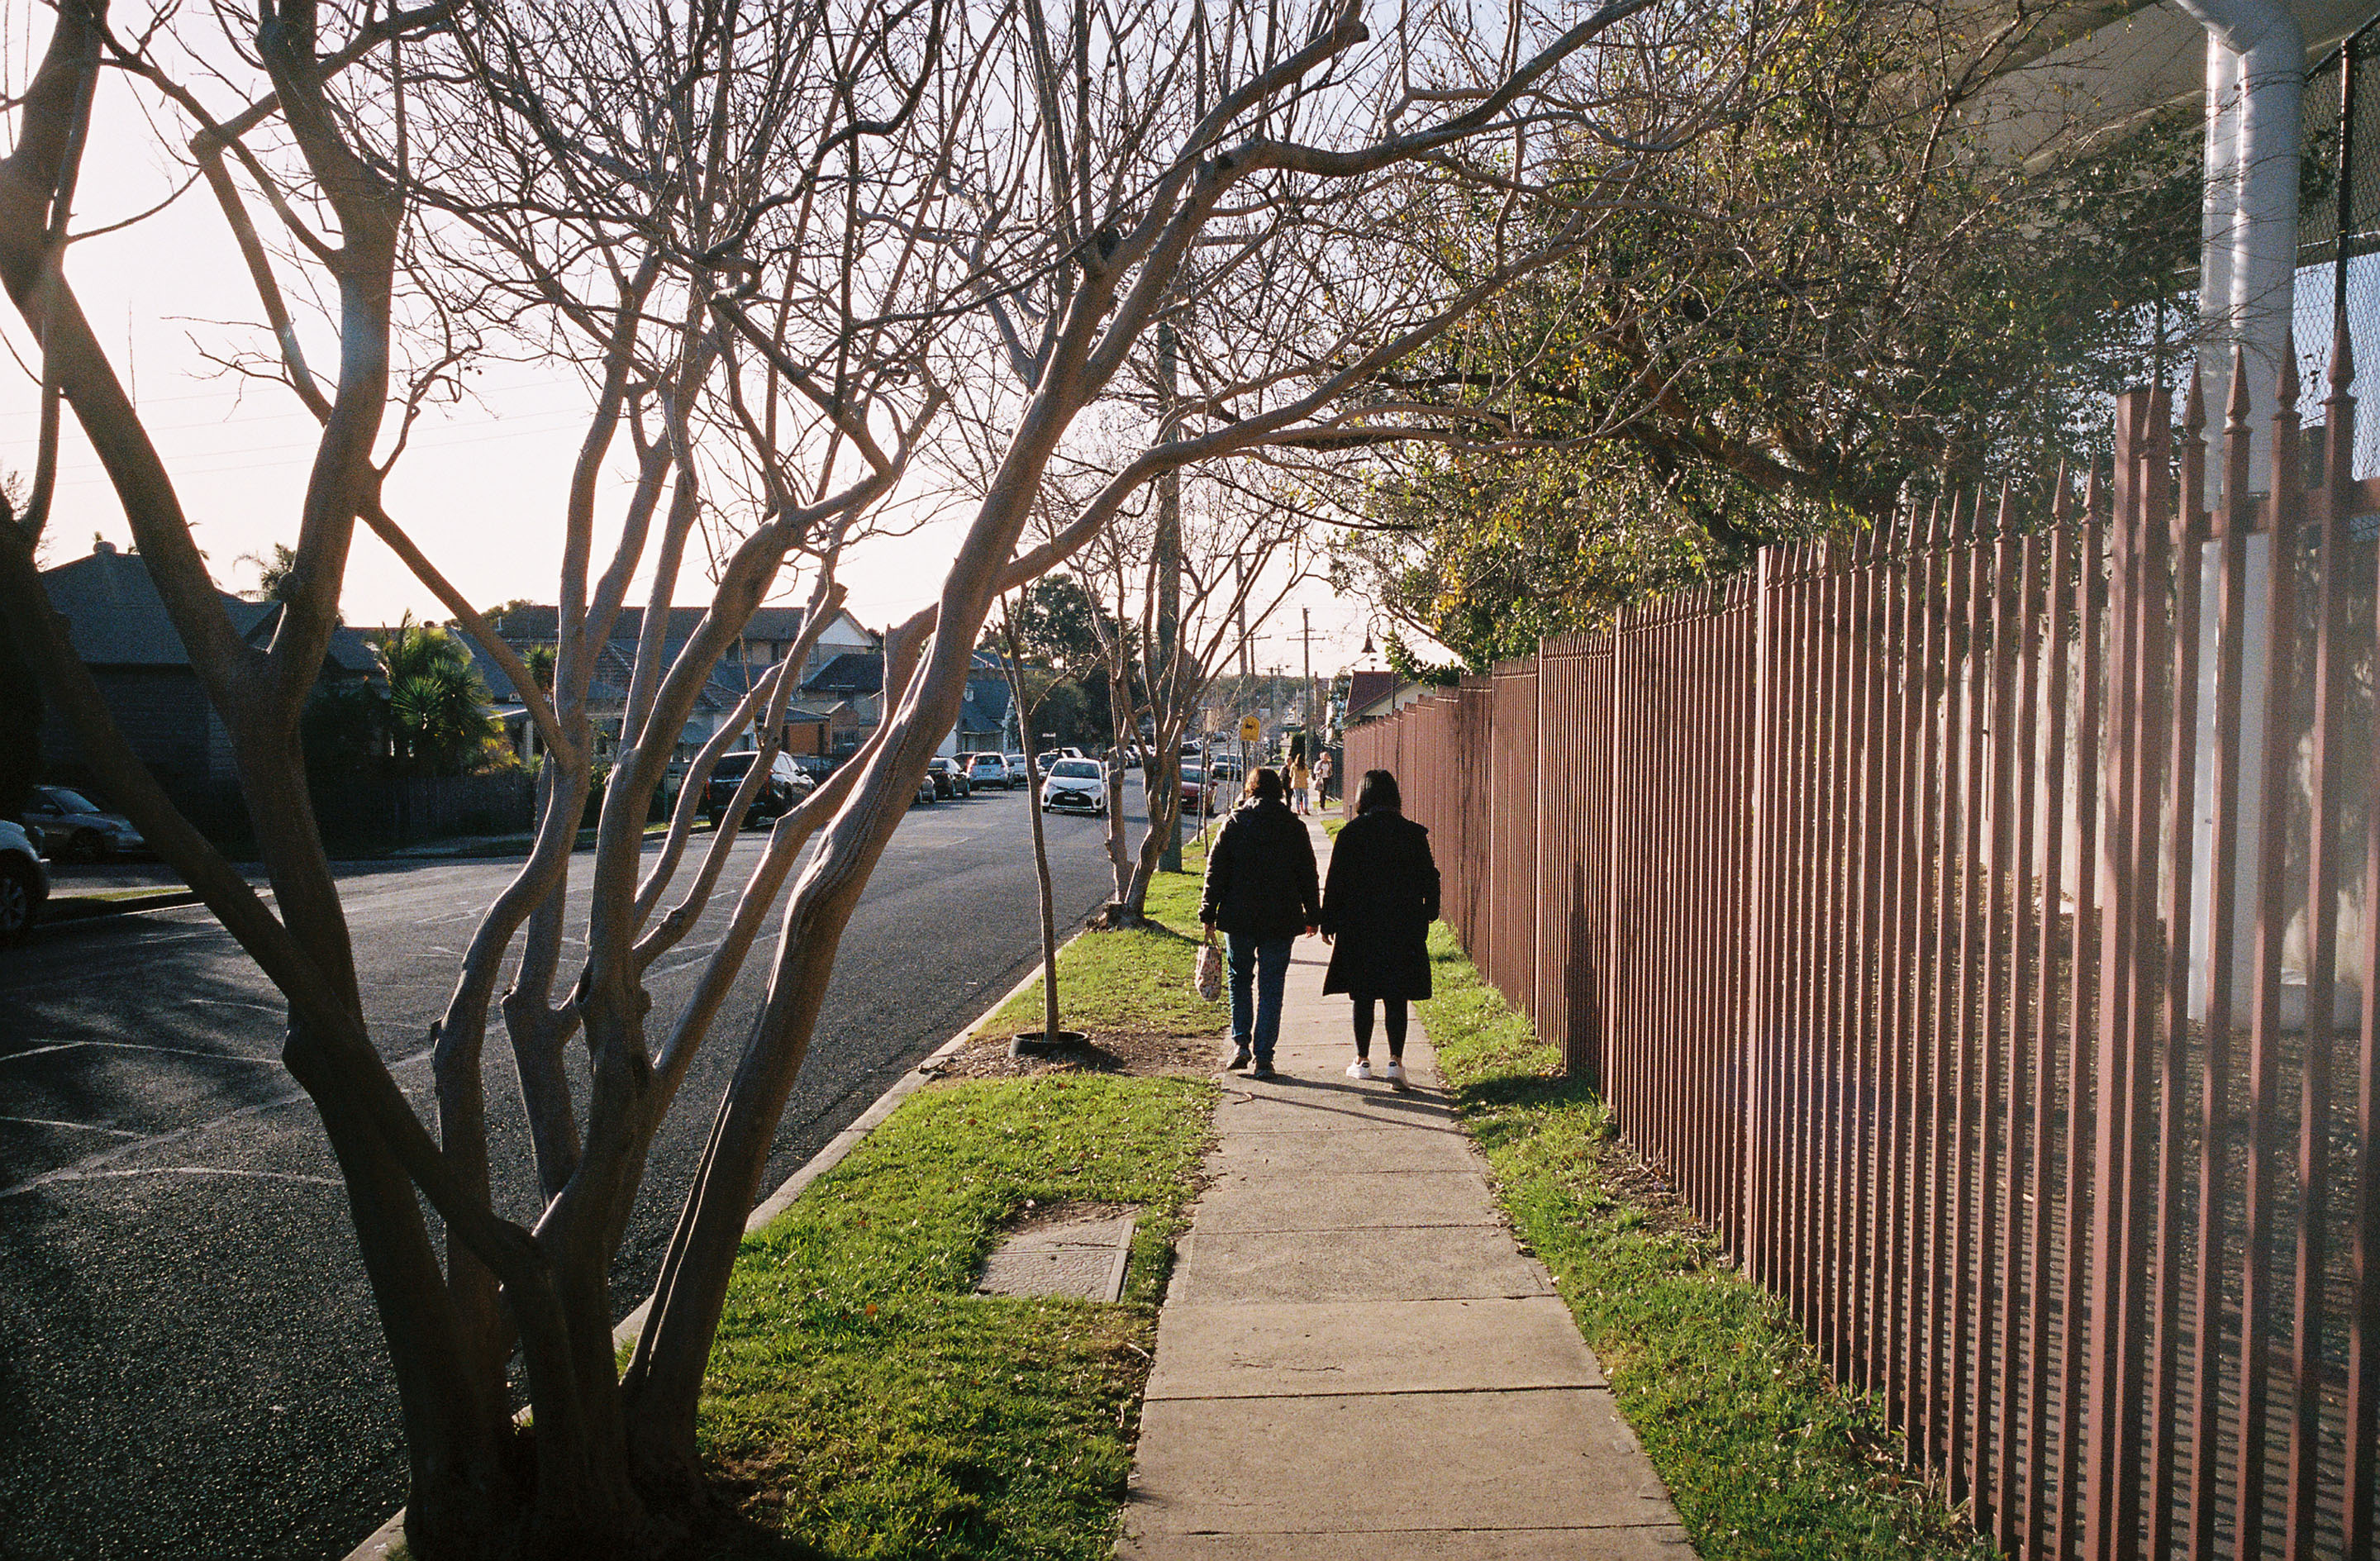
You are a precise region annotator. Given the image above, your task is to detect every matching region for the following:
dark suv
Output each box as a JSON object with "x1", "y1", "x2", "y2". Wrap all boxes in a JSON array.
[
  {"x1": 703, "y1": 751, "x2": 812, "y2": 829},
  {"x1": 925, "y1": 756, "x2": 970, "y2": 799}
]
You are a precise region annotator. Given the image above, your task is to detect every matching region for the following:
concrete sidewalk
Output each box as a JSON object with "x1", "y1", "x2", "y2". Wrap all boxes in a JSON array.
[{"x1": 1116, "y1": 822, "x2": 1694, "y2": 1559}]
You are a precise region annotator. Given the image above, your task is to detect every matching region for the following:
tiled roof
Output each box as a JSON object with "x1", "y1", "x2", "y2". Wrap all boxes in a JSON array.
[
  {"x1": 42, "y1": 545, "x2": 377, "y2": 676},
  {"x1": 803, "y1": 651, "x2": 883, "y2": 695},
  {"x1": 488, "y1": 603, "x2": 815, "y2": 645}
]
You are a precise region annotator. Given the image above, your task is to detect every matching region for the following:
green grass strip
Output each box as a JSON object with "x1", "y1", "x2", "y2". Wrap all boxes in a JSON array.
[
  {"x1": 700, "y1": 1072, "x2": 1215, "y2": 1559},
  {"x1": 974, "y1": 843, "x2": 1216, "y2": 1040},
  {"x1": 1418, "y1": 925, "x2": 1992, "y2": 1561}
]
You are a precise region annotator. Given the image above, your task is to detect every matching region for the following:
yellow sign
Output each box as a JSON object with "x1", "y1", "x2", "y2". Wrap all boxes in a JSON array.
[{"x1": 1238, "y1": 714, "x2": 1262, "y2": 742}]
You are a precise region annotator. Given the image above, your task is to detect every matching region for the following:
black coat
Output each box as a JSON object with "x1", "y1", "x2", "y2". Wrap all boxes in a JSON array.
[
  {"x1": 1320, "y1": 809, "x2": 1440, "y2": 999},
  {"x1": 1198, "y1": 797, "x2": 1320, "y2": 941}
]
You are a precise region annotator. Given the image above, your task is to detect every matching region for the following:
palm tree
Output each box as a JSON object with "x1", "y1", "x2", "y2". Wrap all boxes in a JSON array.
[{"x1": 378, "y1": 614, "x2": 499, "y2": 775}]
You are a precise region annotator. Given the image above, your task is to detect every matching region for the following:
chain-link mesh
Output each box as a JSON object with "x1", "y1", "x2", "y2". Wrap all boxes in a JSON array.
[{"x1": 2296, "y1": 24, "x2": 2380, "y2": 477}]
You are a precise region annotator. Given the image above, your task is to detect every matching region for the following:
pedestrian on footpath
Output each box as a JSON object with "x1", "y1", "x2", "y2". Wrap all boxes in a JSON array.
[
  {"x1": 1288, "y1": 753, "x2": 1312, "y2": 816},
  {"x1": 1200, "y1": 766, "x2": 1321, "y2": 1078},
  {"x1": 1319, "y1": 769, "x2": 1440, "y2": 1087},
  {"x1": 1314, "y1": 750, "x2": 1333, "y2": 810}
]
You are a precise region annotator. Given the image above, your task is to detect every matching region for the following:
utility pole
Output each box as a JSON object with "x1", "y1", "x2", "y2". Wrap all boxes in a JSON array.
[
  {"x1": 1291, "y1": 607, "x2": 1322, "y2": 757},
  {"x1": 1156, "y1": 321, "x2": 1183, "y2": 873}
]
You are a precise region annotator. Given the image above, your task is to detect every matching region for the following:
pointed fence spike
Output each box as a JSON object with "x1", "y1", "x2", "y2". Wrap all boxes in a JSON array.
[
  {"x1": 1924, "y1": 492, "x2": 1944, "y2": 548},
  {"x1": 2052, "y1": 460, "x2": 2074, "y2": 526},
  {"x1": 2330, "y1": 307, "x2": 2357, "y2": 397},
  {"x1": 2184, "y1": 363, "x2": 2206, "y2": 436},
  {"x1": 2227, "y1": 344, "x2": 2253, "y2": 426},
  {"x1": 1996, "y1": 478, "x2": 2016, "y2": 538},
  {"x1": 2278, "y1": 340, "x2": 2301, "y2": 412},
  {"x1": 2083, "y1": 456, "x2": 2106, "y2": 517}
]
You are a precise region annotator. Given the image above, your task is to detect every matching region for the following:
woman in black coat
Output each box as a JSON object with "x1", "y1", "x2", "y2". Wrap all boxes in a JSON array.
[{"x1": 1319, "y1": 769, "x2": 1440, "y2": 1086}]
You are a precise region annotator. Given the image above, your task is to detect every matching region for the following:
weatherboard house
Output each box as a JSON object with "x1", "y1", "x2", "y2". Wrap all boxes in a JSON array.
[{"x1": 36, "y1": 541, "x2": 380, "y2": 829}]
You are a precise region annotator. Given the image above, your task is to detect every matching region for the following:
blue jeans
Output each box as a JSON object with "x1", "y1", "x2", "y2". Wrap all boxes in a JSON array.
[{"x1": 1227, "y1": 934, "x2": 1293, "y2": 1062}]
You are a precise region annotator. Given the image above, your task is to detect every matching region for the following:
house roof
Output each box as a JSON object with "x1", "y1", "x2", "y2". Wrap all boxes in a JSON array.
[
  {"x1": 487, "y1": 602, "x2": 876, "y2": 649},
  {"x1": 41, "y1": 543, "x2": 378, "y2": 676},
  {"x1": 464, "y1": 635, "x2": 764, "y2": 714},
  {"x1": 802, "y1": 651, "x2": 883, "y2": 696},
  {"x1": 1345, "y1": 669, "x2": 1400, "y2": 723},
  {"x1": 489, "y1": 603, "x2": 812, "y2": 645}
]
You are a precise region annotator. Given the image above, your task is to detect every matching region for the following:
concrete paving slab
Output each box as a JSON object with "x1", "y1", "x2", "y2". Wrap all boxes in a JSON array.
[
  {"x1": 1115, "y1": 817, "x2": 1694, "y2": 1559},
  {"x1": 1216, "y1": 1085, "x2": 1460, "y2": 1133},
  {"x1": 976, "y1": 1210, "x2": 1136, "y2": 1301},
  {"x1": 1144, "y1": 1297, "x2": 1605, "y2": 1398},
  {"x1": 1207, "y1": 1125, "x2": 1482, "y2": 1175},
  {"x1": 1193, "y1": 1169, "x2": 1500, "y2": 1232},
  {"x1": 1118, "y1": 1525, "x2": 1697, "y2": 1559},
  {"x1": 1172, "y1": 1225, "x2": 1554, "y2": 1304},
  {"x1": 1125, "y1": 1387, "x2": 1678, "y2": 1535}
]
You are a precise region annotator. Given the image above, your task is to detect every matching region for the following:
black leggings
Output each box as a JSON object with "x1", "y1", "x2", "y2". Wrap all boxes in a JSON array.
[{"x1": 1350, "y1": 995, "x2": 1407, "y2": 1059}]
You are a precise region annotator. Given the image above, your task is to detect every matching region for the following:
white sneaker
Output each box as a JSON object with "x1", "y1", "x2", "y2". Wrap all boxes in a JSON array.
[
  {"x1": 1346, "y1": 1059, "x2": 1373, "y2": 1080},
  {"x1": 1382, "y1": 1059, "x2": 1407, "y2": 1086}
]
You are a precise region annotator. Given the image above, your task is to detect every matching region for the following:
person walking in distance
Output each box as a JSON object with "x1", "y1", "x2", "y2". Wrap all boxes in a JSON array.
[
  {"x1": 1200, "y1": 767, "x2": 1321, "y2": 1078},
  {"x1": 1320, "y1": 769, "x2": 1440, "y2": 1088},
  {"x1": 1313, "y1": 750, "x2": 1333, "y2": 810}
]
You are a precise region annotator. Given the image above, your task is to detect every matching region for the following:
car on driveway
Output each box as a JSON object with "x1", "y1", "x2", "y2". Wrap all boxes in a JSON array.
[
  {"x1": 1040, "y1": 757, "x2": 1108, "y2": 816},
  {"x1": 21, "y1": 785, "x2": 147, "y2": 861},
  {"x1": 703, "y1": 750, "x2": 813, "y2": 829},
  {"x1": 965, "y1": 752, "x2": 1011, "y2": 791},
  {"x1": 0, "y1": 820, "x2": 48, "y2": 945}
]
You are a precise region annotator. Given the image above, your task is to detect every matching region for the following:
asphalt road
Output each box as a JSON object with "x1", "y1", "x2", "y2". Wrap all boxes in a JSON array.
[{"x1": 0, "y1": 778, "x2": 1150, "y2": 1561}]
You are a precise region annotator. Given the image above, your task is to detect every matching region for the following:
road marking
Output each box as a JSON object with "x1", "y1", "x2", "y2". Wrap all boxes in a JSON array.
[
  {"x1": 0, "y1": 1116, "x2": 143, "y2": 1137},
  {"x1": 40, "y1": 1167, "x2": 344, "y2": 1190},
  {"x1": 0, "y1": 1044, "x2": 433, "y2": 1202},
  {"x1": 0, "y1": 1042, "x2": 83, "y2": 1063},
  {"x1": 0, "y1": 1039, "x2": 287, "y2": 1065}
]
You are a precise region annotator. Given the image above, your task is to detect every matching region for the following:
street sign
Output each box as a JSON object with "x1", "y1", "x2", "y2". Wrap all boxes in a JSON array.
[{"x1": 1238, "y1": 714, "x2": 1261, "y2": 742}]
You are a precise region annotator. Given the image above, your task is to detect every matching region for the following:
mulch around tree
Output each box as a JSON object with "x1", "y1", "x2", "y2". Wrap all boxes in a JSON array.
[{"x1": 932, "y1": 1026, "x2": 1226, "y2": 1080}]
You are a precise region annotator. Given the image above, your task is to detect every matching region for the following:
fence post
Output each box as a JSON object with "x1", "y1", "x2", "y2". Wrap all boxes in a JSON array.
[{"x1": 1742, "y1": 545, "x2": 1778, "y2": 1274}]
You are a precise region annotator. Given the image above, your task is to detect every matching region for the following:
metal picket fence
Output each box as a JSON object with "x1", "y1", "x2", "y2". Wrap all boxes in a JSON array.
[{"x1": 1344, "y1": 346, "x2": 2380, "y2": 1559}]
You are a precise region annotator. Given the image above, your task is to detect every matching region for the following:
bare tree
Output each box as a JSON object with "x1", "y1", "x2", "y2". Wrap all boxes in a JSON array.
[
  {"x1": 1075, "y1": 461, "x2": 1307, "y2": 923},
  {"x1": 0, "y1": 0, "x2": 1808, "y2": 1554}
]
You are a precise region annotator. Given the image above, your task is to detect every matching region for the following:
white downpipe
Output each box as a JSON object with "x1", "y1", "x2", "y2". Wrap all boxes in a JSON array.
[
  {"x1": 2178, "y1": 0, "x2": 2306, "y2": 482},
  {"x1": 2177, "y1": 0, "x2": 2323, "y2": 1026}
]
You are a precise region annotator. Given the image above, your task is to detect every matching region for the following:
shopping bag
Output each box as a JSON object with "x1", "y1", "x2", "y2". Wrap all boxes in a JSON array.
[{"x1": 1195, "y1": 934, "x2": 1223, "y2": 1003}]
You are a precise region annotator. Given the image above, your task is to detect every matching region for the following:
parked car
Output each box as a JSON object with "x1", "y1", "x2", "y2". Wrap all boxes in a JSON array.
[
  {"x1": 0, "y1": 820, "x2": 48, "y2": 945},
  {"x1": 703, "y1": 750, "x2": 812, "y2": 829},
  {"x1": 1041, "y1": 758, "x2": 1108, "y2": 816},
  {"x1": 1178, "y1": 765, "x2": 1220, "y2": 816},
  {"x1": 21, "y1": 784, "x2": 146, "y2": 861},
  {"x1": 926, "y1": 756, "x2": 969, "y2": 799},
  {"x1": 912, "y1": 773, "x2": 938, "y2": 806},
  {"x1": 1035, "y1": 751, "x2": 1061, "y2": 778},
  {"x1": 966, "y1": 752, "x2": 1011, "y2": 791},
  {"x1": 1005, "y1": 753, "x2": 1031, "y2": 785}
]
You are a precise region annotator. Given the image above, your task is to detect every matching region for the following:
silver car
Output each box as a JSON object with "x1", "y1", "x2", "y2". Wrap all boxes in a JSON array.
[
  {"x1": 22, "y1": 785, "x2": 146, "y2": 861},
  {"x1": 0, "y1": 819, "x2": 50, "y2": 945}
]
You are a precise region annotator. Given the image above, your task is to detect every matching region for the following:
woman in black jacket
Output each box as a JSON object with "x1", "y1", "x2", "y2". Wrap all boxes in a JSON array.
[
  {"x1": 1199, "y1": 767, "x2": 1321, "y2": 1078},
  {"x1": 1319, "y1": 769, "x2": 1440, "y2": 1086}
]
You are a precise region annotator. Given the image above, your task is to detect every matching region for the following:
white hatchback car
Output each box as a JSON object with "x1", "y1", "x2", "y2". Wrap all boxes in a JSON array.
[{"x1": 1040, "y1": 758, "x2": 1109, "y2": 816}]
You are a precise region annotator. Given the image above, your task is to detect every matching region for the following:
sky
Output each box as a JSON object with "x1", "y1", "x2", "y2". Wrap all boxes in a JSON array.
[{"x1": 8, "y1": 17, "x2": 1396, "y2": 687}]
